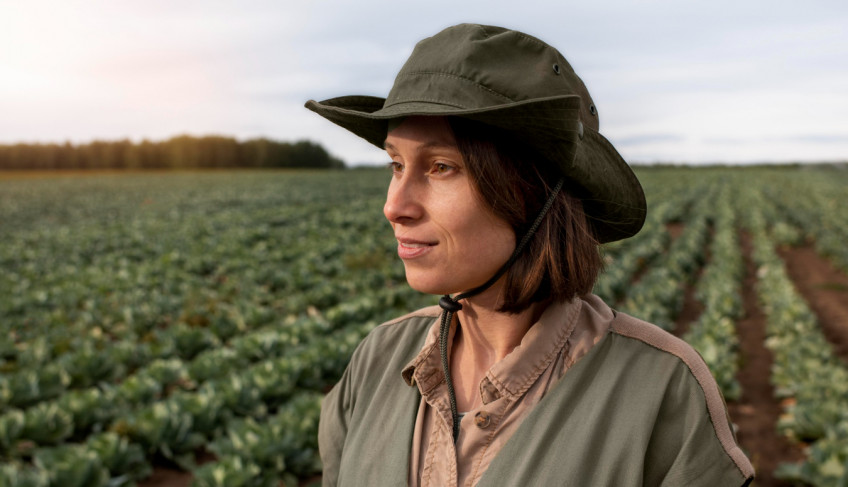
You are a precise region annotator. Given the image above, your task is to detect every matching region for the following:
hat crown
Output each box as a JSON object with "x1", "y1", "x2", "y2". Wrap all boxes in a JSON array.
[
  {"x1": 385, "y1": 24, "x2": 599, "y2": 131},
  {"x1": 303, "y1": 23, "x2": 647, "y2": 242}
]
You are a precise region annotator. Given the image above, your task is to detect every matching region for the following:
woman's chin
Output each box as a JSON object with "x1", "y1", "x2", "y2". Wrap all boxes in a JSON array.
[
  {"x1": 404, "y1": 274, "x2": 457, "y2": 297},
  {"x1": 406, "y1": 280, "x2": 448, "y2": 296}
]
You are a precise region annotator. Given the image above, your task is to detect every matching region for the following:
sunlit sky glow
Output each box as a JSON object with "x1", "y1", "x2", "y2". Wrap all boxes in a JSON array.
[{"x1": 2, "y1": 0, "x2": 847, "y2": 165}]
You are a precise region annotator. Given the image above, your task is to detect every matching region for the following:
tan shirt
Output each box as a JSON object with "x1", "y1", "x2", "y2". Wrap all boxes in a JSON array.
[{"x1": 402, "y1": 294, "x2": 613, "y2": 487}]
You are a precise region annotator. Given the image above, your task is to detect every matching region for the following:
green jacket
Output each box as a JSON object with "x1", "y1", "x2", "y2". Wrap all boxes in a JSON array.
[{"x1": 319, "y1": 304, "x2": 755, "y2": 486}]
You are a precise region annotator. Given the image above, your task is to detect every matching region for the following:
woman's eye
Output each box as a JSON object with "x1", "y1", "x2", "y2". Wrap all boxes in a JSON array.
[
  {"x1": 387, "y1": 161, "x2": 403, "y2": 173},
  {"x1": 433, "y1": 162, "x2": 454, "y2": 175}
]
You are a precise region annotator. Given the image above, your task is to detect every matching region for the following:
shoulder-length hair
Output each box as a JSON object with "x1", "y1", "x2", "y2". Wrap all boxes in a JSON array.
[{"x1": 447, "y1": 117, "x2": 603, "y2": 314}]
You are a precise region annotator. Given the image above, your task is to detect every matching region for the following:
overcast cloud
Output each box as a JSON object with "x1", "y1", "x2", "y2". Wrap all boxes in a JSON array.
[{"x1": 1, "y1": 0, "x2": 846, "y2": 164}]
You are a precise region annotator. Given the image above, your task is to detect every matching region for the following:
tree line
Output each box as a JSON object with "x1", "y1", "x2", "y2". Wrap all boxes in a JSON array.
[{"x1": 0, "y1": 135, "x2": 345, "y2": 170}]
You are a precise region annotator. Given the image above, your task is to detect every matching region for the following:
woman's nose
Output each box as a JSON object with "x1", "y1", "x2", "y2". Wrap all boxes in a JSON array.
[{"x1": 384, "y1": 175, "x2": 424, "y2": 224}]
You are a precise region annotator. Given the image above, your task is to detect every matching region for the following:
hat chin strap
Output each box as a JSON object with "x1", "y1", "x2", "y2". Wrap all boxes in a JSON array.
[{"x1": 437, "y1": 177, "x2": 565, "y2": 442}]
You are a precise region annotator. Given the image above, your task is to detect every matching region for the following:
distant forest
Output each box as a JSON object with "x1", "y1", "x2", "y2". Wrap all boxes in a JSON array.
[{"x1": 0, "y1": 135, "x2": 345, "y2": 170}]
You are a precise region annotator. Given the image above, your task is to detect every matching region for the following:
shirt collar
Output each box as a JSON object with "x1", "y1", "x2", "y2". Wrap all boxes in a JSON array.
[
  {"x1": 401, "y1": 312, "x2": 447, "y2": 393},
  {"x1": 401, "y1": 297, "x2": 583, "y2": 403}
]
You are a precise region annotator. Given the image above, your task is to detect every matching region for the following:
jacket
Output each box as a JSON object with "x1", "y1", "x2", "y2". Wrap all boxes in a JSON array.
[{"x1": 318, "y1": 299, "x2": 755, "y2": 486}]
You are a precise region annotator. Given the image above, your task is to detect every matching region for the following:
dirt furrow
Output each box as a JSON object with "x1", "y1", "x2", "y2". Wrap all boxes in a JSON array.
[
  {"x1": 777, "y1": 243, "x2": 848, "y2": 362},
  {"x1": 672, "y1": 281, "x2": 702, "y2": 338},
  {"x1": 672, "y1": 223, "x2": 712, "y2": 338},
  {"x1": 726, "y1": 233, "x2": 805, "y2": 486}
]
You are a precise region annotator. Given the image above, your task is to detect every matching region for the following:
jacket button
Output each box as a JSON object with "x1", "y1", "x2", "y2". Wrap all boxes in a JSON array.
[{"x1": 474, "y1": 411, "x2": 491, "y2": 429}]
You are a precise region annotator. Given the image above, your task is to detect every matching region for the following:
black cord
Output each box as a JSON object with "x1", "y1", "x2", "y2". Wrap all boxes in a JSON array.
[{"x1": 437, "y1": 177, "x2": 564, "y2": 442}]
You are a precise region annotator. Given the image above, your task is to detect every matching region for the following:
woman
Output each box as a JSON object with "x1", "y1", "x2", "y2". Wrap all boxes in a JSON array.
[{"x1": 306, "y1": 24, "x2": 754, "y2": 486}]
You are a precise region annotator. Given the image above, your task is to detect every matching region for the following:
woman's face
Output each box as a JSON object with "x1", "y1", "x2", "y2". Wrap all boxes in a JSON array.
[{"x1": 383, "y1": 116, "x2": 515, "y2": 296}]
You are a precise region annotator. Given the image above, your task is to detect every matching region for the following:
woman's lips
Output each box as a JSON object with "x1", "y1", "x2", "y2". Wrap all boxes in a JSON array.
[{"x1": 396, "y1": 238, "x2": 436, "y2": 259}]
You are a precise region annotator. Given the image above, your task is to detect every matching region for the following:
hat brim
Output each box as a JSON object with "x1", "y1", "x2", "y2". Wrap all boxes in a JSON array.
[{"x1": 305, "y1": 95, "x2": 645, "y2": 243}]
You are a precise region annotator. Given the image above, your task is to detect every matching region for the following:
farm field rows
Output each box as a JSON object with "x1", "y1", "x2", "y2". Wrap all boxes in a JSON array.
[{"x1": 1, "y1": 166, "x2": 847, "y2": 486}]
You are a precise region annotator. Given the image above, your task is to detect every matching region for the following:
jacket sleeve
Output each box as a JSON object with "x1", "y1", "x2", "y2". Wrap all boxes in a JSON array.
[
  {"x1": 318, "y1": 362, "x2": 354, "y2": 487},
  {"x1": 645, "y1": 361, "x2": 754, "y2": 487}
]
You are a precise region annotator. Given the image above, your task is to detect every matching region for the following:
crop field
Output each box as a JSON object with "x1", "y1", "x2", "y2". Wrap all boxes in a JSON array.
[{"x1": 1, "y1": 166, "x2": 847, "y2": 486}]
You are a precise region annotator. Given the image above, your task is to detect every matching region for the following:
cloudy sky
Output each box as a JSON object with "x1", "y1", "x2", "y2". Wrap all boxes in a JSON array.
[{"x1": 2, "y1": 0, "x2": 846, "y2": 165}]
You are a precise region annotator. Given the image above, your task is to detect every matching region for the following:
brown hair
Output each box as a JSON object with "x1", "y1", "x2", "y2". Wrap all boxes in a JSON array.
[{"x1": 447, "y1": 117, "x2": 603, "y2": 314}]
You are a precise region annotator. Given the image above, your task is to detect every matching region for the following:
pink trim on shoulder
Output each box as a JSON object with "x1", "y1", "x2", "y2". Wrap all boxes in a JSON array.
[
  {"x1": 379, "y1": 305, "x2": 442, "y2": 328},
  {"x1": 610, "y1": 311, "x2": 755, "y2": 481}
]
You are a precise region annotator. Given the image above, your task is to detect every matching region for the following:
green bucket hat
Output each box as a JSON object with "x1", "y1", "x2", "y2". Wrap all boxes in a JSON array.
[{"x1": 305, "y1": 23, "x2": 646, "y2": 243}]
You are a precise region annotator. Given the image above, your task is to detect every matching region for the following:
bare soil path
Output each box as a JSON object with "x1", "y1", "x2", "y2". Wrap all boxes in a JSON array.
[
  {"x1": 665, "y1": 221, "x2": 685, "y2": 241},
  {"x1": 777, "y1": 243, "x2": 848, "y2": 362},
  {"x1": 726, "y1": 233, "x2": 806, "y2": 486},
  {"x1": 671, "y1": 223, "x2": 711, "y2": 338},
  {"x1": 673, "y1": 281, "x2": 703, "y2": 338}
]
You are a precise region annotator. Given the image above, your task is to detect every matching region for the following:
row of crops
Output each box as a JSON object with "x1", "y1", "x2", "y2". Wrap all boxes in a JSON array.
[
  {"x1": 739, "y1": 188, "x2": 848, "y2": 486},
  {"x1": 1, "y1": 171, "x2": 431, "y2": 486},
  {"x1": 1, "y1": 166, "x2": 847, "y2": 485}
]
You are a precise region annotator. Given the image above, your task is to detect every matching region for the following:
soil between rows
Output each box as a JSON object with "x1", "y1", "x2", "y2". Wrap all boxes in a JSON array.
[
  {"x1": 673, "y1": 281, "x2": 703, "y2": 338},
  {"x1": 777, "y1": 243, "x2": 848, "y2": 363},
  {"x1": 664, "y1": 220, "x2": 698, "y2": 337},
  {"x1": 671, "y1": 222, "x2": 711, "y2": 338},
  {"x1": 726, "y1": 233, "x2": 806, "y2": 486}
]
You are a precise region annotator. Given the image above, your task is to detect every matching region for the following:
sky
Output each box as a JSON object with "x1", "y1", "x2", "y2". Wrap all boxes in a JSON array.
[{"x1": 1, "y1": 0, "x2": 847, "y2": 165}]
